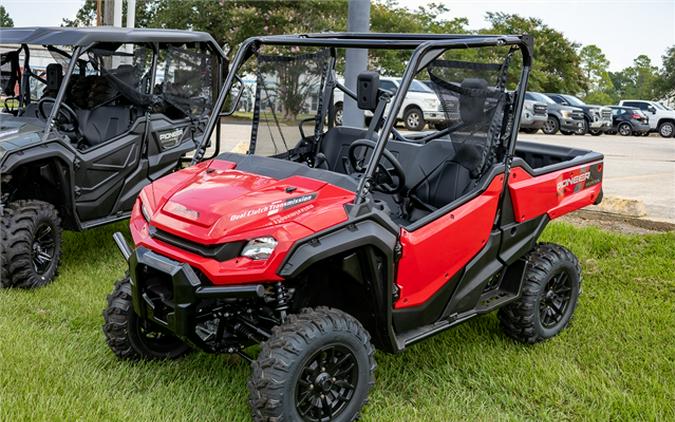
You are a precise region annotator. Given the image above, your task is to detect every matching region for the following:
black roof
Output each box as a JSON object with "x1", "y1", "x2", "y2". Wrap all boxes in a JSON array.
[{"x1": 0, "y1": 27, "x2": 218, "y2": 47}]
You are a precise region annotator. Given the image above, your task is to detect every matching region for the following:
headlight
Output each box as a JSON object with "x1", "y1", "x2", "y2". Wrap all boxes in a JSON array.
[
  {"x1": 425, "y1": 99, "x2": 439, "y2": 109},
  {"x1": 140, "y1": 201, "x2": 152, "y2": 222},
  {"x1": 561, "y1": 110, "x2": 572, "y2": 119},
  {"x1": 241, "y1": 236, "x2": 278, "y2": 260},
  {"x1": 590, "y1": 108, "x2": 600, "y2": 114}
]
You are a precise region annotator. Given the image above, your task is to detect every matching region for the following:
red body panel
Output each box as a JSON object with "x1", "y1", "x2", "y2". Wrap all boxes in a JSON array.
[
  {"x1": 394, "y1": 175, "x2": 504, "y2": 309},
  {"x1": 131, "y1": 159, "x2": 355, "y2": 285},
  {"x1": 131, "y1": 154, "x2": 602, "y2": 304},
  {"x1": 509, "y1": 161, "x2": 603, "y2": 223}
]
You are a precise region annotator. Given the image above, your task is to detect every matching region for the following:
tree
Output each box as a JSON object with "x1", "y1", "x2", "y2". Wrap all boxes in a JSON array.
[
  {"x1": 63, "y1": 0, "x2": 157, "y2": 27},
  {"x1": 62, "y1": 0, "x2": 96, "y2": 27},
  {"x1": 482, "y1": 12, "x2": 586, "y2": 94},
  {"x1": 579, "y1": 45, "x2": 609, "y2": 92},
  {"x1": 369, "y1": 1, "x2": 467, "y2": 75},
  {"x1": 578, "y1": 44, "x2": 615, "y2": 103},
  {"x1": 145, "y1": 0, "x2": 345, "y2": 48},
  {"x1": 612, "y1": 55, "x2": 660, "y2": 100},
  {"x1": 0, "y1": 5, "x2": 14, "y2": 27},
  {"x1": 655, "y1": 45, "x2": 675, "y2": 100}
]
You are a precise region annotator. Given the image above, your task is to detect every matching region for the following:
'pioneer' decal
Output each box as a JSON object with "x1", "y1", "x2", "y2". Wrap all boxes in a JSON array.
[
  {"x1": 229, "y1": 193, "x2": 317, "y2": 222},
  {"x1": 557, "y1": 172, "x2": 590, "y2": 190},
  {"x1": 158, "y1": 128, "x2": 185, "y2": 149}
]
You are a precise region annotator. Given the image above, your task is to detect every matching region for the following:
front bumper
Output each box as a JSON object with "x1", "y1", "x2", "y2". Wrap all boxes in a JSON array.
[
  {"x1": 520, "y1": 111, "x2": 548, "y2": 129},
  {"x1": 421, "y1": 110, "x2": 447, "y2": 122},
  {"x1": 589, "y1": 116, "x2": 613, "y2": 130},
  {"x1": 561, "y1": 118, "x2": 585, "y2": 132},
  {"x1": 124, "y1": 242, "x2": 266, "y2": 348}
]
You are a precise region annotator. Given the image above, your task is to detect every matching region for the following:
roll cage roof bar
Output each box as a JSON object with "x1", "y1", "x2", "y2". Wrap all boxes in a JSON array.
[
  {"x1": 6, "y1": 38, "x2": 226, "y2": 146},
  {"x1": 202, "y1": 32, "x2": 534, "y2": 204}
]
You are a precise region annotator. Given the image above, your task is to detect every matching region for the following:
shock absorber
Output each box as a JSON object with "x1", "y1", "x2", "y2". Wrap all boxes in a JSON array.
[{"x1": 274, "y1": 282, "x2": 290, "y2": 322}]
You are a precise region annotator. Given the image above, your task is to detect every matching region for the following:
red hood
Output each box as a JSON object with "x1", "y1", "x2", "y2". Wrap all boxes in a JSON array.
[{"x1": 146, "y1": 160, "x2": 355, "y2": 244}]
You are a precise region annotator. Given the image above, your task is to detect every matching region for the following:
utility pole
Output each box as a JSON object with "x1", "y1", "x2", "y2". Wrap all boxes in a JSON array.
[
  {"x1": 343, "y1": 0, "x2": 370, "y2": 128},
  {"x1": 113, "y1": 0, "x2": 123, "y2": 27},
  {"x1": 127, "y1": 0, "x2": 136, "y2": 28},
  {"x1": 96, "y1": 0, "x2": 102, "y2": 26},
  {"x1": 103, "y1": 0, "x2": 115, "y2": 26}
]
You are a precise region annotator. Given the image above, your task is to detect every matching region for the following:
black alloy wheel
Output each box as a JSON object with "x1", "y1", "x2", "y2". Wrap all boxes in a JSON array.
[
  {"x1": 498, "y1": 243, "x2": 581, "y2": 344},
  {"x1": 103, "y1": 277, "x2": 191, "y2": 360},
  {"x1": 295, "y1": 344, "x2": 359, "y2": 421},
  {"x1": 538, "y1": 271, "x2": 573, "y2": 329},
  {"x1": 249, "y1": 307, "x2": 375, "y2": 422},
  {"x1": 0, "y1": 200, "x2": 62, "y2": 288},
  {"x1": 31, "y1": 223, "x2": 57, "y2": 275}
]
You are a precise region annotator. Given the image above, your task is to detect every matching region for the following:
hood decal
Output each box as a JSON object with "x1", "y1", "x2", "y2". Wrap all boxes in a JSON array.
[{"x1": 229, "y1": 193, "x2": 317, "y2": 222}]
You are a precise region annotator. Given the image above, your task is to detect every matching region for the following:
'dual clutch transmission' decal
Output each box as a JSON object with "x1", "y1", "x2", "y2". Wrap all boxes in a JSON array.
[{"x1": 229, "y1": 193, "x2": 317, "y2": 222}]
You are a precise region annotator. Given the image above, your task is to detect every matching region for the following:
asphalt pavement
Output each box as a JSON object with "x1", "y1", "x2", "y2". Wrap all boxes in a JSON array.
[{"x1": 206, "y1": 120, "x2": 675, "y2": 224}]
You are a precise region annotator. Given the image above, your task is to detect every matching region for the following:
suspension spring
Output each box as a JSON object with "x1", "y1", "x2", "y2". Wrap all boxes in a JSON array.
[{"x1": 274, "y1": 282, "x2": 290, "y2": 322}]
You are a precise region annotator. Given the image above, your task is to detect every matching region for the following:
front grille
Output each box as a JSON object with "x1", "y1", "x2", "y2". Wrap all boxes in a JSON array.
[
  {"x1": 149, "y1": 226, "x2": 245, "y2": 262},
  {"x1": 601, "y1": 109, "x2": 612, "y2": 120},
  {"x1": 533, "y1": 104, "x2": 548, "y2": 115}
]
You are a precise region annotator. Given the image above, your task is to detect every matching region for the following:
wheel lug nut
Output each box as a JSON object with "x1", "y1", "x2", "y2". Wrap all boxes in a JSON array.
[
  {"x1": 309, "y1": 384, "x2": 314, "y2": 389},
  {"x1": 321, "y1": 367, "x2": 325, "y2": 371},
  {"x1": 320, "y1": 394, "x2": 325, "y2": 399},
  {"x1": 332, "y1": 377, "x2": 336, "y2": 382}
]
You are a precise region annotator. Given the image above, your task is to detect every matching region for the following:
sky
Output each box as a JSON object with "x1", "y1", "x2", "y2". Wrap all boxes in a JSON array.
[{"x1": 2, "y1": 0, "x2": 674, "y2": 71}]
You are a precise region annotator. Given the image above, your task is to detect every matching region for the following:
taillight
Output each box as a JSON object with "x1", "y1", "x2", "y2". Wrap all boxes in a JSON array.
[{"x1": 631, "y1": 113, "x2": 641, "y2": 119}]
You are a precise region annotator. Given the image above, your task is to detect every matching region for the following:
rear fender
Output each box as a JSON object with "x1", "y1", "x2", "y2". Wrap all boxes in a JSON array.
[{"x1": 508, "y1": 161, "x2": 603, "y2": 222}]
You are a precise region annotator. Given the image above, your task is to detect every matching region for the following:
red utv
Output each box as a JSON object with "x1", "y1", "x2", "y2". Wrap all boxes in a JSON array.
[{"x1": 104, "y1": 33, "x2": 603, "y2": 421}]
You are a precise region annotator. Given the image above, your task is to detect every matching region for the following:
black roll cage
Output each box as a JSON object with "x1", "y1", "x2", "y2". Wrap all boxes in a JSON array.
[
  {"x1": 6, "y1": 39, "x2": 225, "y2": 151},
  {"x1": 202, "y1": 32, "x2": 533, "y2": 205}
]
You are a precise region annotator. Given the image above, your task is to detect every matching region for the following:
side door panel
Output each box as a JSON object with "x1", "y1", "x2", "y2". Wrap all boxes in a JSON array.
[
  {"x1": 74, "y1": 119, "x2": 147, "y2": 222},
  {"x1": 145, "y1": 114, "x2": 195, "y2": 180},
  {"x1": 394, "y1": 174, "x2": 504, "y2": 309}
]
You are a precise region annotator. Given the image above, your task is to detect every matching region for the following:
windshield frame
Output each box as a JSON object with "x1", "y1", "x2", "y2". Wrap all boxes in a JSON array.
[{"x1": 204, "y1": 33, "x2": 533, "y2": 205}]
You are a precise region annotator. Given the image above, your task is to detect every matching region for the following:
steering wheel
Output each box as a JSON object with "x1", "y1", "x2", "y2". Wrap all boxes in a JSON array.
[
  {"x1": 37, "y1": 97, "x2": 80, "y2": 135},
  {"x1": 348, "y1": 139, "x2": 406, "y2": 194}
]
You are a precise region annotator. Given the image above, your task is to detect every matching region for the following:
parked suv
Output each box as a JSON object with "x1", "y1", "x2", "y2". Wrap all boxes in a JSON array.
[
  {"x1": 0, "y1": 27, "x2": 226, "y2": 288},
  {"x1": 519, "y1": 95, "x2": 548, "y2": 133},
  {"x1": 525, "y1": 92, "x2": 584, "y2": 135},
  {"x1": 608, "y1": 106, "x2": 650, "y2": 136},
  {"x1": 618, "y1": 100, "x2": 675, "y2": 137},
  {"x1": 333, "y1": 77, "x2": 444, "y2": 130},
  {"x1": 545, "y1": 93, "x2": 612, "y2": 135}
]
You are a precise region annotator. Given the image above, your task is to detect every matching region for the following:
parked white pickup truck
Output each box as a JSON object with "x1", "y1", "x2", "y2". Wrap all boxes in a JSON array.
[
  {"x1": 332, "y1": 77, "x2": 445, "y2": 130},
  {"x1": 618, "y1": 100, "x2": 675, "y2": 137}
]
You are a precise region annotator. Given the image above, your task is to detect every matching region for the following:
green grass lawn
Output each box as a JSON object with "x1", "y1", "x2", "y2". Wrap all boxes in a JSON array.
[{"x1": 1, "y1": 222, "x2": 674, "y2": 421}]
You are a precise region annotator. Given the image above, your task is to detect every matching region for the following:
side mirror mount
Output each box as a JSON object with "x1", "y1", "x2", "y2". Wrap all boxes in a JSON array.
[
  {"x1": 648, "y1": 105, "x2": 656, "y2": 114},
  {"x1": 357, "y1": 72, "x2": 380, "y2": 111}
]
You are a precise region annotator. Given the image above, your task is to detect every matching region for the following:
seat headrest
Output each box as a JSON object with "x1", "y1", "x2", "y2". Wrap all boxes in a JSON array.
[
  {"x1": 45, "y1": 63, "x2": 63, "y2": 94},
  {"x1": 111, "y1": 64, "x2": 138, "y2": 86},
  {"x1": 459, "y1": 78, "x2": 488, "y2": 125}
]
